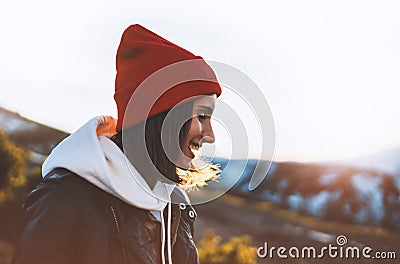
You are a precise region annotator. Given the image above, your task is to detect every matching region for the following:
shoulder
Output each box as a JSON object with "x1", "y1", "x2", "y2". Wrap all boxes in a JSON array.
[
  {"x1": 42, "y1": 168, "x2": 99, "y2": 194},
  {"x1": 40, "y1": 168, "x2": 116, "y2": 204},
  {"x1": 24, "y1": 168, "x2": 113, "y2": 220},
  {"x1": 24, "y1": 168, "x2": 84, "y2": 211},
  {"x1": 13, "y1": 170, "x2": 116, "y2": 263}
]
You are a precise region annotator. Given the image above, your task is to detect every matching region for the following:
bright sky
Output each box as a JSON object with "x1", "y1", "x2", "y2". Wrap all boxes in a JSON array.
[{"x1": 1, "y1": 0, "x2": 399, "y2": 162}]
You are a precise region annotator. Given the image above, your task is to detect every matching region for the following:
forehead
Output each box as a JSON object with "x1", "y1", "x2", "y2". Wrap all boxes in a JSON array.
[{"x1": 193, "y1": 94, "x2": 216, "y2": 109}]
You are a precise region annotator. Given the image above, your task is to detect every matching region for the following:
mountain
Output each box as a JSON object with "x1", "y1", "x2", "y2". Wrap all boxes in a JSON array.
[
  {"x1": 211, "y1": 158, "x2": 400, "y2": 230},
  {"x1": 0, "y1": 106, "x2": 68, "y2": 155},
  {"x1": 323, "y1": 148, "x2": 400, "y2": 176}
]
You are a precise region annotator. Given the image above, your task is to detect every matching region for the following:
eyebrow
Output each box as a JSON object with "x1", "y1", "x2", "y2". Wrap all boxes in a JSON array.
[{"x1": 196, "y1": 105, "x2": 214, "y2": 115}]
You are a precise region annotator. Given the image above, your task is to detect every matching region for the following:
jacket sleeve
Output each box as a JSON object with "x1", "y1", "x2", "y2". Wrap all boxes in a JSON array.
[{"x1": 11, "y1": 180, "x2": 80, "y2": 264}]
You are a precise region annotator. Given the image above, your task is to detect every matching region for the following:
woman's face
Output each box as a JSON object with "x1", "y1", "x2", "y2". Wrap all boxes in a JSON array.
[{"x1": 178, "y1": 94, "x2": 216, "y2": 169}]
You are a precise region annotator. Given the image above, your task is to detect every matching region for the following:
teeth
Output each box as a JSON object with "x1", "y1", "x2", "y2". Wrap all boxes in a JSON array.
[{"x1": 188, "y1": 143, "x2": 199, "y2": 150}]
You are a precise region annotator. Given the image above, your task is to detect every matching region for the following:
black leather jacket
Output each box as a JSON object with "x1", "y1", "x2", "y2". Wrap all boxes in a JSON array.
[{"x1": 11, "y1": 169, "x2": 200, "y2": 264}]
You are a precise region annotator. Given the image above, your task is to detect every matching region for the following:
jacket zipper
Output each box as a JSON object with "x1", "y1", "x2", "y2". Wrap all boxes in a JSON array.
[{"x1": 110, "y1": 206, "x2": 127, "y2": 263}]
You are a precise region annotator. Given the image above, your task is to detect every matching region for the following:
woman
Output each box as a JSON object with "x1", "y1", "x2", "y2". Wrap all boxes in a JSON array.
[{"x1": 11, "y1": 24, "x2": 222, "y2": 264}]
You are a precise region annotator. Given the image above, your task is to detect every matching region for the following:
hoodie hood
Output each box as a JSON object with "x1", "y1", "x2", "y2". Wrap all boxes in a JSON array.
[{"x1": 42, "y1": 115, "x2": 176, "y2": 212}]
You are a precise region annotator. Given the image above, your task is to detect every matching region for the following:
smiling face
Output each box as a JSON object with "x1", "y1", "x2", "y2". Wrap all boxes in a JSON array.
[{"x1": 177, "y1": 94, "x2": 217, "y2": 169}]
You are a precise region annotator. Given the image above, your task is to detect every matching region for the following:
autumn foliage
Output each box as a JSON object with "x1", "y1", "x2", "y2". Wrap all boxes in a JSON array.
[
  {"x1": 198, "y1": 229, "x2": 257, "y2": 264},
  {"x1": 0, "y1": 129, "x2": 27, "y2": 202}
]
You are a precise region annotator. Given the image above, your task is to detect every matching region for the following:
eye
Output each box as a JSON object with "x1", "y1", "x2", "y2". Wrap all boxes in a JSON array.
[{"x1": 197, "y1": 113, "x2": 207, "y2": 122}]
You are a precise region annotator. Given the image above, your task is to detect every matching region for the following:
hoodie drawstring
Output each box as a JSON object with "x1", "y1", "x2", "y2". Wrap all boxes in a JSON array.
[
  {"x1": 160, "y1": 210, "x2": 165, "y2": 264},
  {"x1": 167, "y1": 201, "x2": 172, "y2": 264},
  {"x1": 160, "y1": 202, "x2": 172, "y2": 264}
]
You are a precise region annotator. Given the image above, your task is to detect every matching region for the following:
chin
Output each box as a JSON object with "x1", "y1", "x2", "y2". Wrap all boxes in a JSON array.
[{"x1": 176, "y1": 155, "x2": 192, "y2": 170}]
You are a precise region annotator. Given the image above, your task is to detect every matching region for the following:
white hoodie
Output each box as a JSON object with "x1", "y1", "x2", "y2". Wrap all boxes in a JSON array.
[{"x1": 42, "y1": 115, "x2": 181, "y2": 264}]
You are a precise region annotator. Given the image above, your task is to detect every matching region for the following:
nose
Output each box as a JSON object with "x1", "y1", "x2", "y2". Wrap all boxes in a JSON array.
[{"x1": 200, "y1": 120, "x2": 215, "y2": 144}]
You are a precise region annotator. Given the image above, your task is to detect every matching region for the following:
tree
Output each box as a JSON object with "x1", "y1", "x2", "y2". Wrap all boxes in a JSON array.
[{"x1": 0, "y1": 129, "x2": 27, "y2": 202}]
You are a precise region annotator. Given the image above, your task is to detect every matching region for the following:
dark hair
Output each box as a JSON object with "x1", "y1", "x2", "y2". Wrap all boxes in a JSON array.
[{"x1": 111, "y1": 101, "x2": 193, "y2": 185}]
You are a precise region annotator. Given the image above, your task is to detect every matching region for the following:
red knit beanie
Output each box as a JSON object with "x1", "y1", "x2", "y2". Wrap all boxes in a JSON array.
[{"x1": 114, "y1": 24, "x2": 222, "y2": 131}]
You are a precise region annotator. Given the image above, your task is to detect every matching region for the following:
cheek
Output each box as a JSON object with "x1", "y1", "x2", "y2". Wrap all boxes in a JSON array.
[{"x1": 187, "y1": 119, "x2": 201, "y2": 138}]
